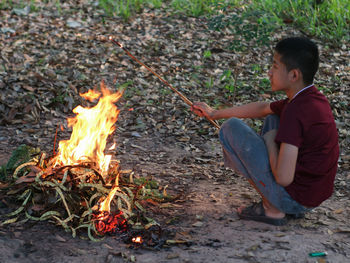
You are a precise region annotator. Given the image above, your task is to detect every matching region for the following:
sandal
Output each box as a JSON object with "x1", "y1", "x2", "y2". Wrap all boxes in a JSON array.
[
  {"x1": 238, "y1": 201, "x2": 287, "y2": 226},
  {"x1": 287, "y1": 213, "x2": 305, "y2": 219}
]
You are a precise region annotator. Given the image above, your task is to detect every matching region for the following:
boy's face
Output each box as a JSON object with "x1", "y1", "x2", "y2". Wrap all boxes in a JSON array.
[{"x1": 268, "y1": 52, "x2": 291, "y2": 92}]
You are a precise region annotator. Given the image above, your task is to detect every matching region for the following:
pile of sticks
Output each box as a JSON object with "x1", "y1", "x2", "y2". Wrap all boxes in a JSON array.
[{"x1": 0, "y1": 147, "x2": 166, "y2": 242}]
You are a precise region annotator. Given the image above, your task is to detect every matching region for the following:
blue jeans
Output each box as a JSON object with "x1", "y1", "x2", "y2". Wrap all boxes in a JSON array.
[{"x1": 219, "y1": 115, "x2": 311, "y2": 215}]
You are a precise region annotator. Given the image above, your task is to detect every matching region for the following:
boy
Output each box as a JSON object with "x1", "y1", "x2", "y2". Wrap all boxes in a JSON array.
[{"x1": 191, "y1": 37, "x2": 339, "y2": 226}]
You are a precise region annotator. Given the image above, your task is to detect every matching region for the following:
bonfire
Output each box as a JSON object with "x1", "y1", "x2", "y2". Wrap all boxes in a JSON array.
[
  {"x1": 0, "y1": 37, "x2": 216, "y2": 245},
  {"x1": 0, "y1": 82, "x2": 168, "y2": 243}
]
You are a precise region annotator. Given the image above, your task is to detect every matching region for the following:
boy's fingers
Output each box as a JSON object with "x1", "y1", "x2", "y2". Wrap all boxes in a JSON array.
[
  {"x1": 191, "y1": 106, "x2": 204, "y2": 117},
  {"x1": 196, "y1": 108, "x2": 204, "y2": 115},
  {"x1": 191, "y1": 103, "x2": 200, "y2": 111}
]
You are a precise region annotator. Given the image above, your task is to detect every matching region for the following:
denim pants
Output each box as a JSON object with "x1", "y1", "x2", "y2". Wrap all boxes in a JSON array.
[{"x1": 219, "y1": 115, "x2": 310, "y2": 214}]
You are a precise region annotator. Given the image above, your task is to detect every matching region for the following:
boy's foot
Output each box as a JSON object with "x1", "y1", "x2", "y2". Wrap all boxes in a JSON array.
[
  {"x1": 286, "y1": 213, "x2": 305, "y2": 219},
  {"x1": 237, "y1": 201, "x2": 287, "y2": 226}
]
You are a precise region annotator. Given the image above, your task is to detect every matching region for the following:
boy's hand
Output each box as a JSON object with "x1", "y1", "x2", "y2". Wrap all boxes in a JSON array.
[{"x1": 191, "y1": 102, "x2": 215, "y2": 119}]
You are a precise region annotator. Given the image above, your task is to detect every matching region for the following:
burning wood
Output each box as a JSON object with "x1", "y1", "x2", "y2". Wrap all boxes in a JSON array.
[
  {"x1": 0, "y1": 82, "x2": 171, "y2": 244},
  {"x1": 93, "y1": 210, "x2": 128, "y2": 234}
]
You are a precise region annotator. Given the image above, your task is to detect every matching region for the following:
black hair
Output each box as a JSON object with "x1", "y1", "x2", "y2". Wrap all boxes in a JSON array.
[{"x1": 275, "y1": 37, "x2": 319, "y2": 85}]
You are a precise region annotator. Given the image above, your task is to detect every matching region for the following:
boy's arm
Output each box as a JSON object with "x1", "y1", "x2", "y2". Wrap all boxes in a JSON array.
[
  {"x1": 192, "y1": 101, "x2": 273, "y2": 120},
  {"x1": 263, "y1": 130, "x2": 298, "y2": 187}
]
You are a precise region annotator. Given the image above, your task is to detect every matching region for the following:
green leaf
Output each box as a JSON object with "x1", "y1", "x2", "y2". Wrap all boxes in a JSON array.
[{"x1": 6, "y1": 144, "x2": 40, "y2": 172}]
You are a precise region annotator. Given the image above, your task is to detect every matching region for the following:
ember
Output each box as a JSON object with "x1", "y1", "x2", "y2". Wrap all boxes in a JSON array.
[
  {"x1": 93, "y1": 210, "x2": 128, "y2": 234},
  {"x1": 132, "y1": 236, "x2": 143, "y2": 244},
  {"x1": 123, "y1": 225, "x2": 167, "y2": 248}
]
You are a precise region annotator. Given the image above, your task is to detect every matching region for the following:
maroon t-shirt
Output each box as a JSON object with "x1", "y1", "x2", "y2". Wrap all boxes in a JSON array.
[{"x1": 270, "y1": 86, "x2": 339, "y2": 207}]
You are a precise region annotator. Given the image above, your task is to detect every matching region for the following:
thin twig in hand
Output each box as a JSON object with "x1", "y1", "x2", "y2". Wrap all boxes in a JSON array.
[{"x1": 104, "y1": 36, "x2": 220, "y2": 130}]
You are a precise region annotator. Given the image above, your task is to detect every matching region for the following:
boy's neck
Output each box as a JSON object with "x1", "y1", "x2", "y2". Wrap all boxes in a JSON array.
[{"x1": 286, "y1": 82, "x2": 312, "y2": 101}]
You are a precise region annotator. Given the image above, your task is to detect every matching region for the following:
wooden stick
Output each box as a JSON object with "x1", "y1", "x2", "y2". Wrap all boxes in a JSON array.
[
  {"x1": 107, "y1": 36, "x2": 220, "y2": 130},
  {"x1": 53, "y1": 124, "x2": 59, "y2": 156}
]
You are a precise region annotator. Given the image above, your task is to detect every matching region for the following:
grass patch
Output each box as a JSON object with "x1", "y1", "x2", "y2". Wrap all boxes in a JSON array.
[
  {"x1": 1, "y1": 0, "x2": 347, "y2": 43},
  {"x1": 248, "y1": 0, "x2": 350, "y2": 43},
  {"x1": 96, "y1": 0, "x2": 349, "y2": 44},
  {"x1": 97, "y1": 0, "x2": 241, "y2": 20},
  {"x1": 170, "y1": 0, "x2": 218, "y2": 17},
  {"x1": 208, "y1": 7, "x2": 279, "y2": 51},
  {"x1": 99, "y1": 0, "x2": 143, "y2": 18},
  {"x1": 0, "y1": 0, "x2": 14, "y2": 9}
]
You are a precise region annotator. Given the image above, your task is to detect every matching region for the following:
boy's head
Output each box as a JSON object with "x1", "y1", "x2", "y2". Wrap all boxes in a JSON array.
[{"x1": 275, "y1": 37, "x2": 319, "y2": 85}]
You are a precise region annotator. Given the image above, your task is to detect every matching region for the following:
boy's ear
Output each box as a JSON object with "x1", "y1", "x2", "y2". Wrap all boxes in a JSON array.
[{"x1": 289, "y1": 69, "x2": 302, "y2": 82}]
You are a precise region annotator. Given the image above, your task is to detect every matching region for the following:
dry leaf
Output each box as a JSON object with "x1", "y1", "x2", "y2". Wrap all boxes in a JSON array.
[
  {"x1": 15, "y1": 172, "x2": 36, "y2": 184},
  {"x1": 55, "y1": 234, "x2": 67, "y2": 242}
]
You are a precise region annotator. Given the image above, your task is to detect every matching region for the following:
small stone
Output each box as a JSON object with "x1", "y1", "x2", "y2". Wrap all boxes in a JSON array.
[
  {"x1": 192, "y1": 221, "x2": 204, "y2": 227},
  {"x1": 67, "y1": 20, "x2": 82, "y2": 28},
  {"x1": 1, "y1": 27, "x2": 15, "y2": 34},
  {"x1": 195, "y1": 215, "x2": 203, "y2": 220},
  {"x1": 131, "y1": 131, "x2": 141, "y2": 137},
  {"x1": 13, "y1": 6, "x2": 30, "y2": 16}
]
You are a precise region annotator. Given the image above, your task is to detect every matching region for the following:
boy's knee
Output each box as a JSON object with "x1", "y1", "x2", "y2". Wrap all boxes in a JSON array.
[
  {"x1": 219, "y1": 118, "x2": 244, "y2": 143},
  {"x1": 220, "y1": 117, "x2": 241, "y2": 132}
]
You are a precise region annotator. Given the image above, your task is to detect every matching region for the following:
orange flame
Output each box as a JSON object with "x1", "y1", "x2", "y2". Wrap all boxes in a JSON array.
[
  {"x1": 100, "y1": 174, "x2": 120, "y2": 212},
  {"x1": 53, "y1": 82, "x2": 122, "y2": 176}
]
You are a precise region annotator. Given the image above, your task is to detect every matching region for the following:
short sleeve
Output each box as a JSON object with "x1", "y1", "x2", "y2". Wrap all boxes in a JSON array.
[
  {"x1": 275, "y1": 104, "x2": 303, "y2": 147},
  {"x1": 270, "y1": 99, "x2": 288, "y2": 116}
]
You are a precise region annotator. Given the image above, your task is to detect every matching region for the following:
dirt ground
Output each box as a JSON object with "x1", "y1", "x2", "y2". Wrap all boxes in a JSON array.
[
  {"x1": 1, "y1": 2, "x2": 350, "y2": 262},
  {"x1": 1, "y1": 132, "x2": 350, "y2": 263}
]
